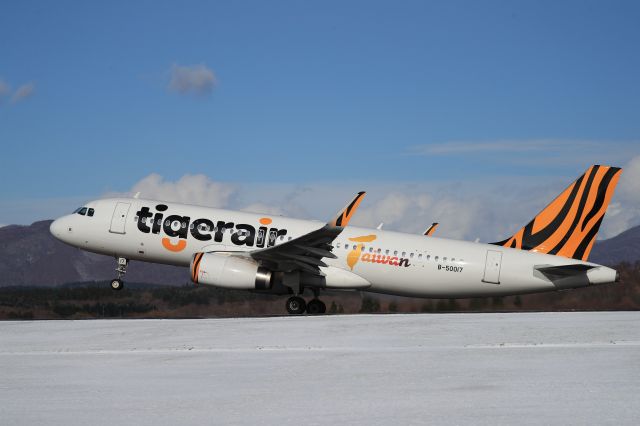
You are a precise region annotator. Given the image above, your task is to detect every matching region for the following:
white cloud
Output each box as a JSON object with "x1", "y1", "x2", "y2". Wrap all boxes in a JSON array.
[
  {"x1": 4, "y1": 158, "x2": 639, "y2": 243},
  {"x1": 123, "y1": 174, "x2": 236, "y2": 207},
  {"x1": 168, "y1": 64, "x2": 216, "y2": 96},
  {"x1": 409, "y1": 139, "x2": 637, "y2": 167},
  {"x1": 11, "y1": 82, "x2": 35, "y2": 103},
  {"x1": 104, "y1": 174, "x2": 236, "y2": 209},
  {"x1": 410, "y1": 139, "x2": 604, "y2": 155},
  {"x1": 602, "y1": 155, "x2": 640, "y2": 237},
  {"x1": 109, "y1": 159, "x2": 639, "y2": 243},
  {"x1": 240, "y1": 203, "x2": 285, "y2": 216}
]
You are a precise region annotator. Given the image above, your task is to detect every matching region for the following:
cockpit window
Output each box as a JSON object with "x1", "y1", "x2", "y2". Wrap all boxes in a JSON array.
[
  {"x1": 87, "y1": 208, "x2": 95, "y2": 217},
  {"x1": 78, "y1": 207, "x2": 87, "y2": 216},
  {"x1": 73, "y1": 207, "x2": 82, "y2": 214}
]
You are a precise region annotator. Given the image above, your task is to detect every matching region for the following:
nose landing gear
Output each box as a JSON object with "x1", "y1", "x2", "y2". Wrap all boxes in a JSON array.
[{"x1": 111, "y1": 257, "x2": 128, "y2": 291}]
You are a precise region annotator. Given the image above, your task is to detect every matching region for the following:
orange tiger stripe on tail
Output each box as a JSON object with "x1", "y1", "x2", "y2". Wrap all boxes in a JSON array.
[{"x1": 492, "y1": 165, "x2": 622, "y2": 261}]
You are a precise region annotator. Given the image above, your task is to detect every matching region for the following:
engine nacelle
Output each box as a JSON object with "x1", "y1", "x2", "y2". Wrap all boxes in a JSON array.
[{"x1": 190, "y1": 252, "x2": 272, "y2": 290}]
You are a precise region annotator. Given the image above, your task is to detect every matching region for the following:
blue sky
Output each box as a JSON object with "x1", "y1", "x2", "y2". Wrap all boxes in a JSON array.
[{"x1": 1, "y1": 1, "x2": 639, "y2": 235}]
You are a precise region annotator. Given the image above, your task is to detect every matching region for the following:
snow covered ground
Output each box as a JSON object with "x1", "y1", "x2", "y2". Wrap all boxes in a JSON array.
[{"x1": 1, "y1": 312, "x2": 639, "y2": 425}]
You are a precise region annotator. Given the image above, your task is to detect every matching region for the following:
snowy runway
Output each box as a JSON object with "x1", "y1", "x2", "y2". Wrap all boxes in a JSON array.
[{"x1": 1, "y1": 312, "x2": 639, "y2": 425}]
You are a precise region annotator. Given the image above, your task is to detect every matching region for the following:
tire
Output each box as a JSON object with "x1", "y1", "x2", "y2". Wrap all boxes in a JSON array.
[
  {"x1": 286, "y1": 296, "x2": 306, "y2": 315},
  {"x1": 307, "y1": 299, "x2": 325, "y2": 315},
  {"x1": 110, "y1": 279, "x2": 123, "y2": 291}
]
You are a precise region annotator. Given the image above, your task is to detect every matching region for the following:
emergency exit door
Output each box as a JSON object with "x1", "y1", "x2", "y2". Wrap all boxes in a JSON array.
[
  {"x1": 109, "y1": 202, "x2": 131, "y2": 234},
  {"x1": 482, "y1": 250, "x2": 503, "y2": 284}
]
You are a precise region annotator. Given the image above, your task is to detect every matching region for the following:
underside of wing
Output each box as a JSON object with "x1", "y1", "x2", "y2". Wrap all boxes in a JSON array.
[{"x1": 249, "y1": 192, "x2": 366, "y2": 276}]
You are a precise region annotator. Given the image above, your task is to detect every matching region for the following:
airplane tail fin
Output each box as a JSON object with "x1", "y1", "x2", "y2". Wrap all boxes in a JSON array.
[{"x1": 492, "y1": 165, "x2": 622, "y2": 261}]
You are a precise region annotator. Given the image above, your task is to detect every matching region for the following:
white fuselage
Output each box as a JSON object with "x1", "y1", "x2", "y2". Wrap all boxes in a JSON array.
[{"x1": 50, "y1": 198, "x2": 618, "y2": 298}]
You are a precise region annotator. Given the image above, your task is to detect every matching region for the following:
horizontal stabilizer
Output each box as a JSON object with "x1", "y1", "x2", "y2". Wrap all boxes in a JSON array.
[{"x1": 535, "y1": 264, "x2": 595, "y2": 279}]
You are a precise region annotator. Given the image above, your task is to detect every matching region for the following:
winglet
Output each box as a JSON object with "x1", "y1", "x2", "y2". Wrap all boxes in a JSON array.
[
  {"x1": 423, "y1": 222, "x2": 439, "y2": 236},
  {"x1": 329, "y1": 191, "x2": 366, "y2": 228}
]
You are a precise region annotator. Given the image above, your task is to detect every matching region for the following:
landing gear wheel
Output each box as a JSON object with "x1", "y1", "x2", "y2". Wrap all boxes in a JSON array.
[
  {"x1": 111, "y1": 257, "x2": 128, "y2": 292},
  {"x1": 307, "y1": 299, "x2": 326, "y2": 315},
  {"x1": 110, "y1": 279, "x2": 123, "y2": 291},
  {"x1": 286, "y1": 296, "x2": 306, "y2": 315}
]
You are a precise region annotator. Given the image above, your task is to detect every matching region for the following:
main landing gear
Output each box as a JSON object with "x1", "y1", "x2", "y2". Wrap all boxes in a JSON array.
[
  {"x1": 110, "y1": 257, "x2": 128, "y2": 291},
  {"x1": 285, "y1": 296, "x2": 327, "y2": 315}
]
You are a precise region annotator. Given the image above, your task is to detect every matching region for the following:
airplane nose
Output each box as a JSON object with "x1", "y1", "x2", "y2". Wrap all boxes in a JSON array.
[
  {"x1": 50, "y1": 217, "x2": 71, "y2": 241},
  {"x1": 50, "y1": 219, "x2": 63, "y2": 238}
]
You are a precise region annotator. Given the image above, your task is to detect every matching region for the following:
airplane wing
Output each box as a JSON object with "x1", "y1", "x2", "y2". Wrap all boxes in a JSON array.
[
  {"x1": 248, "y1": 192, "x2": 366, "y2": 276},
  {"x1": 423, "y1": 222, "x2": 439, "y2": 236}
]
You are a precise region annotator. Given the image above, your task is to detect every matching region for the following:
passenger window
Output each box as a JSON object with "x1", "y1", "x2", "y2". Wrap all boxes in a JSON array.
[
  {"x1": 427, "y1": 255, "x2": 431, "y2": 260},
  {"x1": 410, "y1": 253, "x2": 414, "y2": 258},
  {"x1": 402, "y1": 252, "x2": 406, "y2": 257},
  {"x1": 78, "y1": 207, "x2": 87, "y2": 216},
  {"x1": 394, "y1": 250, "x2": 398, "y2": 256},
  {"x1": 377, "y1": 248, "x2": 381, "y2": 254},
  {"x1": 87, "y1": 208, "x2": 94, "y2": 217},
  {"x1": 385, "y1": 249, "x2": 389, "y2": 255},
  {"x1": 336, "y1": 243, "x2": 341, "y2": 248},
  {"x1": 452, "y1": 258, "x2": 455, "y2": 262},
  {"x1": 345, "y1": 244, "x2": 349, "y2": 250},
  {"x1": 134, "y1": 215, "x2": 139, "y2": 222},
  {"x1": 435, "y1": 256, "x2": 439, "y2": 262},
  {"x1": 418, "y1": 253, "x2": 422, "y2": 260},
  {"x1": 369, "y1": 247, "x2": 373, "y2": 253},
  {"x1": 443, "y1": 257, "x2": 447, "y2": 262}
]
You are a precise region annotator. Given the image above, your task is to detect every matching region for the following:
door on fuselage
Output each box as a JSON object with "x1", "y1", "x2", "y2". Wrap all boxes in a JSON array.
[
  {"x1": 482, "y1": 250, "x2": 502, "y2": 284},
  {"x1": 109, "y1": 202, "x2": 131, "y2": 234}
]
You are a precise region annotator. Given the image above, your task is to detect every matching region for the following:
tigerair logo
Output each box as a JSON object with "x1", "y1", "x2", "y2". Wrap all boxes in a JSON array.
[
  {"x1": 135, "y1": 204, "x2": 287, "y2": 253},
  {"x1": 347, "y1": 235, "x2": 410, "y2": 270}
]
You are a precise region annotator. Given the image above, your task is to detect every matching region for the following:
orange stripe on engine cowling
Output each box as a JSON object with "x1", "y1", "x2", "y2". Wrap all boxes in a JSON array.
[{"x1": 191, "y1": 252, "x2": 204, "y2": 283}]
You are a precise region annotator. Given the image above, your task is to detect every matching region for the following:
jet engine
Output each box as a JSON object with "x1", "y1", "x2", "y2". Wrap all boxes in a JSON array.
[{"x1": 190, "y1": 252, "x2": 272, "y2": 290}]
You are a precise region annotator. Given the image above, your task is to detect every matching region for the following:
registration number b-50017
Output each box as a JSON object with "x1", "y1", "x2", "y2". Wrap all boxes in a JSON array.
[{"x1": 438, "y1": 264, "x2": 463, "y2": 272}]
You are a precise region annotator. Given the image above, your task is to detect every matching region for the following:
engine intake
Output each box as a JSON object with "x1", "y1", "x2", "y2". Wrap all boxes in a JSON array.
[{"x1": 190, "y1": 252, "x2": 272, "y2": 290}]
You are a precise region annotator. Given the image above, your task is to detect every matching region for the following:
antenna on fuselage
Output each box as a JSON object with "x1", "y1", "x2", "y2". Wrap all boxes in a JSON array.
[
  {"x1": 133, "y1": 192, "x2": 141, "y2": 199},
  {"x1": 376, "y1": 223, "x2": 384, "y2": 230}
]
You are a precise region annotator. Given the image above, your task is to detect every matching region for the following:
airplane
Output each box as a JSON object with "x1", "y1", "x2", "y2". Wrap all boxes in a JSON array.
[{"x1": 50, "y1": 165, "x2": 622, "y2": 315}]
